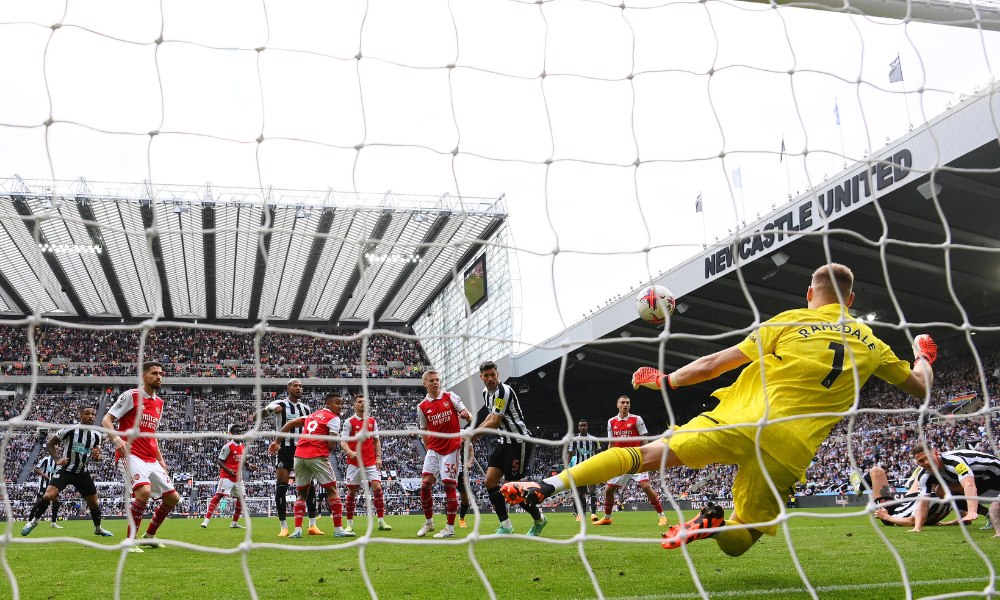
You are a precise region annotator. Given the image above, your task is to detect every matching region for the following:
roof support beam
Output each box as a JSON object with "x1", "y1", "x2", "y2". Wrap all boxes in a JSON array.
[
  {"x1": 372, "y1": 212, "x2": 451, "y2": 322},
  {"x1": 330, "y1": 211, "x2": 394, "y2": 323},
  {"x1": 780, "y1": 261, "x2": 959, "y2": 315},
  {"x1": 806, "y1": 237, "x2": 1000, "y2": 292},
  {"x1": 0, "y1": 268, "x2": 29, "y2": 314},
  {"x1": 77, "y1": 199, "x2": 131, "y2": 320},
  {"x1": 881, "y1": 207, "x2": 999, "y2": 248},
  {"x1": 139, "y1": 201, "x2": 175, "y2": 320},
  {"x1": 11, "y1": 196, "x2": 88, "y2": 318},
  {"x1": 407, "y1": 216, "x2": 506, "y2": 328},
  {"x1": 288, "y1": 209, "x2": 335, "y2": 322},
  {"x1": 202, "y1": 204, "x2": 217, "y2": 321},
  {"x1": 933, "y1": 171, "x2": 1000, "y2": 203},
  {"x1": 246, "y1": 205, "x2": 276, "y2": 323}
]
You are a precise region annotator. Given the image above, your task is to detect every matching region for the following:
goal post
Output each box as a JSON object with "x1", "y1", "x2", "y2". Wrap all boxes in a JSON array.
[{"x1": 746, "y1": 0, "x2": 1000, "y2": 32}]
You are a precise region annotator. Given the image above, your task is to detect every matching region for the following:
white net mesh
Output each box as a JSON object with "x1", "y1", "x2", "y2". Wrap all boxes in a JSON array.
[{"x1": 1, "y1": 1, "x2": 1000, "y2": 598}]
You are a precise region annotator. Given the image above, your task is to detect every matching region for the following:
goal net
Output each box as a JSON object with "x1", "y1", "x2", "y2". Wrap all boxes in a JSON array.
[{"x1": 0, "y1": 1, "x2": 998, "y2": 599}]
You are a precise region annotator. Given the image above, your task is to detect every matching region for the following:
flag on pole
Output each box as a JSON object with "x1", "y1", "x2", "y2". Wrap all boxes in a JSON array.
[
  {"x1": 779, "y1": 137, "x2": 785, "y2": 163},
  {"x1": 695, "y1": 193, "x2": 703, "y2": 213},
  {"x1": 889, "y1": 56, "x2": 903, "y2": 83},
  {"x1": 731, "y1": 167, "x2": 742, "y2": 189},
  {"x1": 834, "y1": 99, "x2": 841, "y2": 126}
]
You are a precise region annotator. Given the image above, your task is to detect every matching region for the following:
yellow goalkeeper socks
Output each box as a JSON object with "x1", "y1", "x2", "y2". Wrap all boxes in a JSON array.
[
  {"x1": 713, "y1": 520, "x2": 757, "y2": 557},
  {"x1": 547, "y1": 447, "x2": 643, "y2": 493}
]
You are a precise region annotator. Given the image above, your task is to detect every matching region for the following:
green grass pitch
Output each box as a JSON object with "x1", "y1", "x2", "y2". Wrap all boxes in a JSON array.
[{"x1": 2, "y1": 509, "x2": 998, "y2": 599}]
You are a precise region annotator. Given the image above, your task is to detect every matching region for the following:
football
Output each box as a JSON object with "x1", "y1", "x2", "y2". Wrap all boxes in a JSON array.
[{"x1": 635, "y1": 285, "x2": 675, "y2": 325}]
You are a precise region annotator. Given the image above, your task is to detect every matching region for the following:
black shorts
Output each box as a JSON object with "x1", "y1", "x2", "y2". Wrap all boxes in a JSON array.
[
  {"x1": 487, "y1": 441, "x2": 535, "y2": 481},
  {"x1": 48, "y1": 470, "x2": 97, "y2": 498},
  {"x1": 276, "y1": 446, "x2": 296, "y2": 472}
]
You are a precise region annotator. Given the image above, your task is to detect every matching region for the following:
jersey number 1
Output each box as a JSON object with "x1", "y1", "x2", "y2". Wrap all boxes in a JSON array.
[{"x1": 820, "y1": 342, "x2": 845, "y2": 389}]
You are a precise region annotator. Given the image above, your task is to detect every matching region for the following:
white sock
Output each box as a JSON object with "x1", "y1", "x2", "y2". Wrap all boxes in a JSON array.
[
  {"x1": 543, "y1": 476, "x2": 565, "y2": 493},
  {"x1": 309, "y1": 518, "x2": 316, "y2": 527},
  {"x1": 501, "y1": 519, "x2": 512, "y2": 528},
  {"x1": 280, "y1": 520, "x2": 287, "y2": 528}
]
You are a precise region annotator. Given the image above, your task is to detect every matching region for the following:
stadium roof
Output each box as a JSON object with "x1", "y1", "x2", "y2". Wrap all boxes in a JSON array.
[
  {"x1": 506, "y1": 85, "x2": 1000, "y2": 427},
  {"x1": 0, "y1": 179, "x2": 506, "y2": 327}
]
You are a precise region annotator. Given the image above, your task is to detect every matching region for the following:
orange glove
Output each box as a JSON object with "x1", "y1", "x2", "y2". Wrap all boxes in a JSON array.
[
  {"x1": 913, "y1": 334, "x2": 937, "y2": 366},
  {"x1": 632, "y1": 366, "x2": 675, "y2": 390}
]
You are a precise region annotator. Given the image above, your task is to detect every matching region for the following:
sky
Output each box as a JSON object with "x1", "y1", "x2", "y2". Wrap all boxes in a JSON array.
[{"x1": 1, "y1": 0, "x2": 999, "y2": 349}]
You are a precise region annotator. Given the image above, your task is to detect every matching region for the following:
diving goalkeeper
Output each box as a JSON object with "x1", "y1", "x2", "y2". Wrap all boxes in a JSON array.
[{"x1": 503, "y1": 263, "x2": 936, "y2": 556}]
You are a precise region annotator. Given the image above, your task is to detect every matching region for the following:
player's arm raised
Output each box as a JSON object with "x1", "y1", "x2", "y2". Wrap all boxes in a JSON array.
[
  {"x1": 893, "y1": 334, "x2": 936, "y2": 399},
  {"x1": 633, "y1": 345, "x2": 751, "y2": 390}
]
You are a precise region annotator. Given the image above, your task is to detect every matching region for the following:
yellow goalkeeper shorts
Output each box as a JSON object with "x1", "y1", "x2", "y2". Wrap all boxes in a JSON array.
[{"x1": 667, "y1": 414, "x2": 799, "y2": 536}]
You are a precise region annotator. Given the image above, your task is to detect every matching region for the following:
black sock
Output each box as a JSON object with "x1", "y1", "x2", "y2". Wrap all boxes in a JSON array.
[
  {"x1": 487, "y1": 486, "x2": 509, "y2": 521},
  {"x1": 460, "y1": 498, "x2": 470, "y2": 519},
  {"x1": 523, "y1": 502, "x2": 542, "y2": 520},
  {"x1": 29, "y1": 499, "x2": 49, "y2": 522},
  {"x1": 90, "y1": 505, "x2": 102, "y2": 528},
  {"x1": 49, "y1": 500, "x2": 60, "y2": 522},
  {"x1": 306, "y1": 485, "x2": 317, "y2": 519},
  {"x1": 276, "y1": 483, "x2": 288, "y2": 521}
]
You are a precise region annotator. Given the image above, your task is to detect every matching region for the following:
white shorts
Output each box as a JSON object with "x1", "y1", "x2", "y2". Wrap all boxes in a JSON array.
[
  {"x1": 215, "y1": 478, "x2": 246, "y2": 499},
  {"x1": 608, "y1": 472, "x2": 650, "y2": 488},
  {"x1": 293, "y1": 456, "x2": 337, "y2": 488},
  {"x1": 422, "y1": 448, "x2": 460, "y2": 483},
  {"x1": 119, "y1": 454, "x2": 175, "y2": 498},
  {"x1": 345, "y1": 464, "x2": 381, "y2": 485}
]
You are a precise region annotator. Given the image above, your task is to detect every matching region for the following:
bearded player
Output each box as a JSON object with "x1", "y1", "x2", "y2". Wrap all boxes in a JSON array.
[{"x1": 102, "y1": 361, "x2": 179, "y2": 552}]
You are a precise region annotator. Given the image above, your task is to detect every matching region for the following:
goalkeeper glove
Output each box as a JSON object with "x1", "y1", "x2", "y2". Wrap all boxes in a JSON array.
[
  {"x1": 913, "y1": 334, "x2": 937, "y2": 366},
  {"x1": 631, "y1": 367, "x2": 677, "y2": 390}
]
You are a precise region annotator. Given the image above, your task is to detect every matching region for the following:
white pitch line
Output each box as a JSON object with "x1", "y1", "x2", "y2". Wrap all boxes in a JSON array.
[{"x1": 607, "y1": 576, "x2": 993, "y2": 600}]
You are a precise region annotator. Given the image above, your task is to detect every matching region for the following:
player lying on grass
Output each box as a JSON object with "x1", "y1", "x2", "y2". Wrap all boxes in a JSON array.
[
  {"x1": 503, "y1": 263, "x2": 936, "y2": 556},
  {"x1": 869, "y1": 465, "x2": 954, "y2": 528}
]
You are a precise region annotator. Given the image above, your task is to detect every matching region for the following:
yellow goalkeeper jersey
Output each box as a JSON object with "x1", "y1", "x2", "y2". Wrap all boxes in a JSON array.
[{"x1": 708, "y1": 303, "x2": 911, "y2": 477}]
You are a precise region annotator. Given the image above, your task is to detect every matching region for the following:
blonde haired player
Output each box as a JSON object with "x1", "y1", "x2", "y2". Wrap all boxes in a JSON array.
[
  {"x1": 416, "y1": 370, "x2": 472, "y2": 538},
  {"x1": 504, "y1": 263, "x2": 937, "y2": 556}
]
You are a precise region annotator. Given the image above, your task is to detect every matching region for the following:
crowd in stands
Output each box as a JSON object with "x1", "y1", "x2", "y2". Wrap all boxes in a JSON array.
[
  {"x1": 0, "y1": 343, "x2": 998, "y2": 519},
  {"x1": 0, "y1": 324, "x2": 428, "y2": 379}
]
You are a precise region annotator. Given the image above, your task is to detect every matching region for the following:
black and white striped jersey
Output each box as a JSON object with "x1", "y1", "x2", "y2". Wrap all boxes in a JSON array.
[
  {"x1": 918, "y1": 449, "x2": 1000, "y2": 495},
  {"x1": 54, "y1": 426, "x2": 103, "y2": 474},
  {"x1": 34, "y1": 455, "x2": 56, "y2": 491},
  {"x1": 482, "y1": 382, "x2": 530, "y2": 444},
  {"x1": 266, "y1": 397, "x2": 312, "y2": 448},
  {"x1": 568, "y1": 433, "x2": 601, "y2": 465},
  {"x1": 883, "y1": 492, "x2": 952, "y2": 526}
]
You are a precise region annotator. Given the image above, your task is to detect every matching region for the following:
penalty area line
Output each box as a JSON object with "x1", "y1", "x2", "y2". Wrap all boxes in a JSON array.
[{"x1": 608, "y1": 576, "x2": 992, "y2": 599}]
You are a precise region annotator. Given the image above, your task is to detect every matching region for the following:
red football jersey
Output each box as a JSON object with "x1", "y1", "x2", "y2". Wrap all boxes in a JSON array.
[
  {"x1": 218, "y1": 440, "x2": 245, "y2": 481},
  {"x1": 342, "y1": 415, "x2": 379, "y2": 467},
  {"x1": 108, "y1": 389, "x2": 163, "y2": 462},
  {"x1": 294, "y1": 408, "x2": 341, "y2": 459},
  {"x1": 417, "y1": 391, "x2": 467, "y2": 455},
  {"x1": 608, "y1": 414, "x2": 647, "y2": 448}
]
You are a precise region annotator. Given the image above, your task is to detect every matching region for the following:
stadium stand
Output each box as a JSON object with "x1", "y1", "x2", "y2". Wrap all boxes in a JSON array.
[{"x1": 2, "y1": 343, "x2": 996, "y2": 519}]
